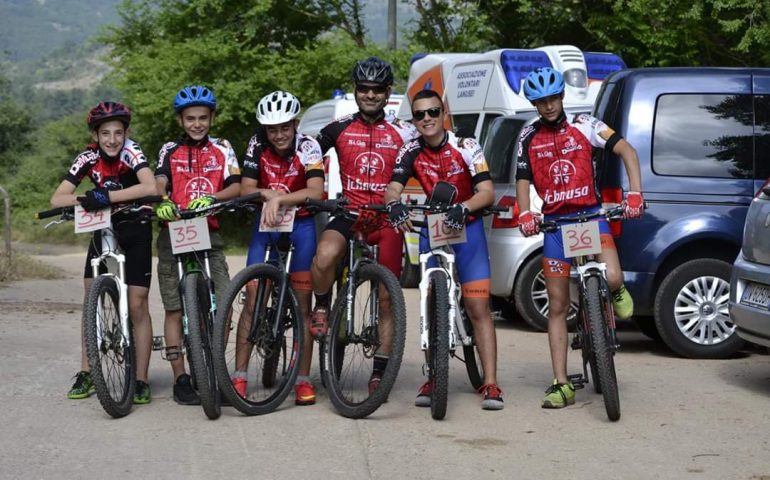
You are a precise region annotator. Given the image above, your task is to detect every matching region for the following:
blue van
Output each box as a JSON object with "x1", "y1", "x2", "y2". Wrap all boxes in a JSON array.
[{"x1": 593, "y1": 67, "x2": 770, "y2": 358}]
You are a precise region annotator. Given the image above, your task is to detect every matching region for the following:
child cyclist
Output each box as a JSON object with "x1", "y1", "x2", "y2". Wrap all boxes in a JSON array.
[
  {"x1": 237, "y1": 91, "x2": 325, "y2": 405},
  {"x1": 515, "y1": 67, "x2": 644, "y2": 409},
  {"x1": 50, "y1": 102, "x2": 157, "y2": 404},
  {"x1": 153, "y1": 85, "x2": 241, "y2": 405}
]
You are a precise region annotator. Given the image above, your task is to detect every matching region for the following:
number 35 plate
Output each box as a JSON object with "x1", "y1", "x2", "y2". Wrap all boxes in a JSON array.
[
  {"x1": 169, "y1": 217, "x2": 212, "y2": 254},
  {"x1": 561, "y1": 221, "x2": 601, "y2": 258}
]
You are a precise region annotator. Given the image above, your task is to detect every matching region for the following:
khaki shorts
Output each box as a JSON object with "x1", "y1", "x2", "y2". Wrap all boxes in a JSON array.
[{"x1": 156, "y1": 228, "x2": 230, "y2": 311}]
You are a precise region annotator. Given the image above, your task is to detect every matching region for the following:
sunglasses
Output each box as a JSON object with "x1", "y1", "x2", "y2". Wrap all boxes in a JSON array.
[
  {"x1": 355, "y1": 84, "x2": 389, "y2": 95},
  {"x1": 412, "y1": 107, "x2": 442, "y2": 121}
]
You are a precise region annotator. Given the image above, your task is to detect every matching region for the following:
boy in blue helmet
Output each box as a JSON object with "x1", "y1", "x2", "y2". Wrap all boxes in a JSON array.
[
  {"x1": 516, "y1": 67, "x2": 644, "y2": 408},
  {"x1": 153, "y1": 85, "x2": 241, "y2": 405}
]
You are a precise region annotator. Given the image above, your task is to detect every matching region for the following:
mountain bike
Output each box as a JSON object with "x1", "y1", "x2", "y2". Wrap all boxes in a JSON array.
[
  {"x1": 541, "y1": 206, "x2": 627, "y2": 422},
  {"x1": 36, "y1": 196, "x2": 160, "y2": 418},
  {"x1": 163, "y1": 192, "x2": 263, "y2": 419},
  {"x1": 306, "y1": 197, "x2": 407, "y2": 419},
  {"x1": 213, "y1": 197, "x2": 306, "y2": 415},
  {"x1": 405, "y1": 199, "x2": 506, "y2": 420}
]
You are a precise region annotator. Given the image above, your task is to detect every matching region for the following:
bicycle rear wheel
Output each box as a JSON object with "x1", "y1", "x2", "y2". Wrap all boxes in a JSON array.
[
  {"x1": 213, "y1": 264, "x2": 302, "y2": 415},
  {"x1": 185, "y1": 272, "x2": 221, "y2": 419},
  {"x1": 323, "y1": 263, "x2": 406, "y2": 418},
  {"x1": 460, "y1": 307, "x2": 484, "y2": 391},
  {"x1": 585, "y1": 276, "x2": 620, "y2": 421},
  {"x1": 84, "y1": 275, "x2": 135, "y2": 418},
  {"x1": 427, "y1": 270, "x2": 450, "y2": 420}
]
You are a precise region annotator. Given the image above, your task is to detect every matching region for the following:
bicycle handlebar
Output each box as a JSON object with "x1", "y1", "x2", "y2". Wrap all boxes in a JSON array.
[
  {"x1": 540, "y1": 206, "x2": 625, "y2": 233},
  {"x1": 176, "y1": 192, "x2": 264, "y2": 220},
  {"x1": 35, "y1": 195, "x2": 165, "y2": 220}
]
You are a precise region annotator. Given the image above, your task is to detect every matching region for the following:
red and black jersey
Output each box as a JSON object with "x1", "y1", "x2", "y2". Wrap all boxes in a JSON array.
[
  {"x1": 65, "y1": 138, "x2": 148, "y2": 190},
  {"x1": 516, "y1": 113, "x2": 621, "y2": 215},
  {"x1": 156, "y1": 135, "x2": 241, "y2": 230},
  {"x1": 317, "y1": 112, "x2": 417, "y2": 207},
  {"x1": 391, "y1": 131, "x2": 491, "y2": 205},
  {"x1": 242, "y1": 130, "x2": 325, "y2": 218}
]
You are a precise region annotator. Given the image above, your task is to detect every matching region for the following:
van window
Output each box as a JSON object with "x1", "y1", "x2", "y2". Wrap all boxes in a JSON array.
[
  {"x1": 452, "y1": 114, "x2": 479, "y2": 138},
  {"x1": 479, "y1": 113, "x2": 501, "y2": 146},
  {"x1": 483, "y1": 117, "x2": 527, "y2": 182},
  {"x1": 653, "y1": 94, "x2": 754, "y2": 179},
  {"x1": 755, "y1": 95, "x2": 770, "y2": 180}
]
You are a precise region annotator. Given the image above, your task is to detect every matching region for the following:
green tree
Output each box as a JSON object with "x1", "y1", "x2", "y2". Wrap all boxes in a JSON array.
[{"x1": 0, "y1": 75, "x2": 32, "y2": 180}]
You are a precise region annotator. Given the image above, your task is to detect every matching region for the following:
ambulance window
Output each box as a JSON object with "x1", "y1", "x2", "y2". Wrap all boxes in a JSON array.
[
  {"x1": 452, "y1": 114, "x2": 479, "y2": 138},
  {"x1": 479, "y1": 113, "x2": 501, "y2": 145}
]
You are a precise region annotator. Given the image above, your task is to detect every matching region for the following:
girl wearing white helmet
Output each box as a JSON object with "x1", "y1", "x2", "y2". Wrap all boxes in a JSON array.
[{"x1": 234, "y1": 91, "x2": 326, "y2": 406}]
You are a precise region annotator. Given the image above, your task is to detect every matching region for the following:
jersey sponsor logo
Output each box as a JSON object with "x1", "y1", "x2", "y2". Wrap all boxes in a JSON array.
[
  {"x1": 342, "y1": 132, "x2": 370, "y2": 138},
  {"x1": 532, "y1": 142, "x2": 555, "y2": 150},
  {"x1": 474, "y1": 159, "x2": 490, "y2": 173},
  {"x1": 243, "y1": 159, "x2": 259, "y2": 171},
  {"x1": 537, "y1": 150, "x2": 554, "y2": 159},
  {"x1": 546, "y1": 259, "x2": 566, "y2": 275},
  {"x1": 598, "y1": 126, "x2": 616, "y2": 141},
  {"x1": 354, "y1": 151, "x2": 384, "y2": 176},
  {"x1": 268, "y1": 182, "x2": 291, "y2": 193},
  {"x1": 103, "y1": 178, "x2": 122, "y2": 190},
  {"x1": 184, "y1": 178, "x2": 215, "y2": 199},
  {"x1": 549, "y1": 159, "x2": 577, "y2": 185},
  {"x1": 346, "y1": 178, "x2": 388, "y2": 191},
  {"x1": 560, "y1": 136, "x2": 582, "y2": 155},
  {"x1": 375, "y1": 133, "x2": 397, "y2": 150},
  {"x1": 245, "y1": 135, "x2": 261, "y2": 157},
  {"x1": 447, "y1": 159, "x2": 464, "y2": 177},
  {"x1": 543, "y1": 185, "x2": 589, "y2": 204},
  {"x1": 347, "y1": 139, "x2": 366, "y2": 147},
  {"x1": 70, "y1": 150, "x2": 99, "y2": 175},
  {"x1": 202, "y1": 156, "x2": 222, "y2": 173}
]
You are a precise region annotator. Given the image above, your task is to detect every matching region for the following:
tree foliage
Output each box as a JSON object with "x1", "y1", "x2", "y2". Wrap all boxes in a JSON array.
[{"x1": 0, "y1": 75, "x2": 32, "y2": 181}]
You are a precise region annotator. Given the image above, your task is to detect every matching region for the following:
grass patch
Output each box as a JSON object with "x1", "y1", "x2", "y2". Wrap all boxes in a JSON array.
[{"x1": 0, "y1": 252, "x2": 64, "y2": 283}]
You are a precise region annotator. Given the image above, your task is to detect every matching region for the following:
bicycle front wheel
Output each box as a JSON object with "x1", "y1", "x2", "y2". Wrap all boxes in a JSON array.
[
  {"x1": 585, "y1": 276, "x2": 620, "y2": 421},
  {"x1": 460, "y1": 307, "x2": 484, "y2": 391},
  {"x1": 185, "y1": 272, "x2": 221, "y2": 420},
  {"x1": 427, "y1": 270, "x2": 450, "y2": 420},
  {"x1": 213, "y1": 264, "x2": 302, "y2": 415},
  {"x1": 323, "y1": 263, "x2": 406, "y2": 419},
  {"x1": 84, "y1": 275, "x2": 135, "y2": 418}
]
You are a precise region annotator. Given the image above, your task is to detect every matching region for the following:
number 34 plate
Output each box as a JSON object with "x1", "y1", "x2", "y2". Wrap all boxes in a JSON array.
[{"x1": 561, "y1": 221, "x2": 601, "y2": 258}]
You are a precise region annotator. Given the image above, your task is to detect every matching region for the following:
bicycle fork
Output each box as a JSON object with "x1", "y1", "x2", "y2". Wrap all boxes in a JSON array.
[
  {"x1": 418, "y1": 250, "x2": 459, "y2": 374},
  {"x1": 92, "y1": 234, "x2": 130, "y2": 352}
]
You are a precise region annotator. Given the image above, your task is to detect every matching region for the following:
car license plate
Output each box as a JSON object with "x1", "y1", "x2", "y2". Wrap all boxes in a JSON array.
[{"x1": 740, "y1": 282, "x2": 770, "y2": 310}]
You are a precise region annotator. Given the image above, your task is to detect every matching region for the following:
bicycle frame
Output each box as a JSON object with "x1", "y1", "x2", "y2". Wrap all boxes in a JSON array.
[
  {"x1": 418, "y1": 249, "x2": 467, "y2": 354},
  {"x1": 248, "y1": 234, "x2": 295, "y2": 342}
]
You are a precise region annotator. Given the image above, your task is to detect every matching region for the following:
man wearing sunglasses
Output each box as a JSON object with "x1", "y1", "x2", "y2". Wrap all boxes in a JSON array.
[
  {"x1": 383, "y1": 89, "x2": 504, "y2": 411},
  {"x1": 309, "y1": 56, "x2": 418, "y2": 395}
]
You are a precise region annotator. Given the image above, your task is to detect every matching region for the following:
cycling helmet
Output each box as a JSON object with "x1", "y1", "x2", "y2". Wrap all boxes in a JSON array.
[
  {"x1": 351, "y1": 56, "x2": 394, "y2": 86},
  {"x1": 523, "y1": 67, "x2": 565, "y2": 101},
  {"x1": 173, "y1": 85, "x2": 217, "y2": 113},
  {"x1": 86, "y1": 101, "x2": 131, "y2": 130},
  {"x1": 256, "y1": 91, "x2": 301, "y2": 125}
]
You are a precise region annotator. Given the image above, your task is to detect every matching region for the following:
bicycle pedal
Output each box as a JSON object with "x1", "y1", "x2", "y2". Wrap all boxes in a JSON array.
[
  {"x1": 152, "y1": 335, "x2": 166, "y2": 351},
  {"x1": 570, "y1": 334, "x2": 582, "y2": 350},
  {"x1": 162, "y1": 346, "x2": 182, "y2": 361},
  {"x1": 567, "y1": 374, "x2": 587, "y2": 389}
]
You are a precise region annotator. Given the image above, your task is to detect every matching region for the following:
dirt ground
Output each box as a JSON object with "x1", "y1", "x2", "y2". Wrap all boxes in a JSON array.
[{"x1": 1, "y1": 250, "x2": 769, "y2": 480}]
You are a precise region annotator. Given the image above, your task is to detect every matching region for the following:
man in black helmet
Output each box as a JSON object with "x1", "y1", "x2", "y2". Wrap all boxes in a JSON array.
[{"x1": 308, "y1": 56, "x2": 417, "y2": 402}]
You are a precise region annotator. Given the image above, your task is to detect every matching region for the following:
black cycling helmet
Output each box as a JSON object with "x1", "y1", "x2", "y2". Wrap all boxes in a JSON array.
[
  {"x1": 351, "y1": 56, "x2": 394, "y2": 86},
  {"x1": 87, "y1": 101, "x2": 131, "y2": 130}
]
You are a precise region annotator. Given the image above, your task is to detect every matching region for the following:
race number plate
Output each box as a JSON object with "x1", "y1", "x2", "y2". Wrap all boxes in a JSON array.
[
  {"x1": 74, "y1": 206, "x2": 111, "y2": 233},
  {"x1": 169, "y1": 217, "x2": 212, "y2": 254},
  {"x1": 259, "y1": 206, "x2": 296, "y2": 232},
  {"x1": 741, "y1": 282, "x2": 770, "y2": 310},
  {"x1": 427, "y1": 213, "x2": 467, "y2": 248},
  {"x1": 561, "y1": 221, "x2": 601, "y2": 258}
]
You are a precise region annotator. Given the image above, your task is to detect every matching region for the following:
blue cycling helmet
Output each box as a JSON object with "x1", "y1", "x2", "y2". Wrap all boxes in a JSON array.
[
  {"x1": 523, "y1": 67, "x2": 565, "y2": 101},
  {"x1": 173, "y1": 85, "x2": 217, "y2": 113}
]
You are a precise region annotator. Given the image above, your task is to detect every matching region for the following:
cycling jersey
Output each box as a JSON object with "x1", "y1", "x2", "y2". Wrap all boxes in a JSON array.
[
  {"x1": 317, "y1": 112, "x2": 417, "y2": 207},
  {"x1": 242, "y1": 129, "x2": 325, "y2": 218},
  {"x1": 65, "y1": 138, "x2": 148, "y2": 190},
  {"x1": 156, "y1": 134, "x2": 241, "y2": 230},
  {"x1": 516, "y1": 113, "x2": 621, "y2": 215},
  {"x1": 391, "y1": 131, "x2": 491, "y2": 205}
]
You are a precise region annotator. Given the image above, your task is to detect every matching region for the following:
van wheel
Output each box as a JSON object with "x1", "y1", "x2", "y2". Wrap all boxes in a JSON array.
[
  {"x1": 400, "y1": 256, "x2": 420, "y2": 288},
  {"x1": 514, "y1": 254, "x2": 577, "y2": 332},
  {"x1": 654, "y1": 258, "x2": 744, "y2": 358},
  {"x1": 633, "y1": 316, "x2": 661, "y2": 341}
]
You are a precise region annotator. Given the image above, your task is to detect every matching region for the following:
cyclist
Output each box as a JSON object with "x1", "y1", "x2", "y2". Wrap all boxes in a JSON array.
[
  {"x1": 515, "y1": 67, "x2": 644, "y2": 409},
  {"x1": 50, "y1": 101, "x2": 157, "y2": 404},
  {"x1": 154, "y1": 85, "x2": 242, "y2": 405},
  {"x1": 238, "y1": 91, "x2": 325, "y2": 405},
  {"x1": 309, "y1": 56, "x2": 417, "y2": 397},
  {"x1": 383, "y1": 89, "x2": 504, "y2": 411}
]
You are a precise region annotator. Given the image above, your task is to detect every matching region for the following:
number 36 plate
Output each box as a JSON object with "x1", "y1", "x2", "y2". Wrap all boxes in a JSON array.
[{"x1": 561, "y1": 221, "x2": 601, "y2": 258}]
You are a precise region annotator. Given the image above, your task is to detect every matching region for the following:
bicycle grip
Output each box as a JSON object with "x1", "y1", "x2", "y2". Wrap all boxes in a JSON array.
[{"x1": 36, "y1": 206, "x2": 69, "y2": 219}]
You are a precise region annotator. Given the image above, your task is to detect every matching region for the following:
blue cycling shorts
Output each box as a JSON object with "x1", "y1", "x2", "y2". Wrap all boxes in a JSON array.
[
  {"x1": 247, "y1": 216, "x2": 316, "y2": 275},
  {"x1": 419, "y1": 217, "x2": 490, "y2": 285}
]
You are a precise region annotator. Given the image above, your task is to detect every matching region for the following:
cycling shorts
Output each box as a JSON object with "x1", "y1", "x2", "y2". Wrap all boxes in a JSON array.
[
  {"x1": 542, "y1": 206, "x2": 615, "y2": 278},
  {"x1": 247, "y1": 216, "x2": 316, "y2": 291},
  {"x1": 83, "y1": 222, "x2": 152, "y2": 288},
  {"x1": 419, "y1": 217, "x2": 490, "y2": 297},
  {"x1": 325, "y1": 215, "x2": 403, "y2": 278}
]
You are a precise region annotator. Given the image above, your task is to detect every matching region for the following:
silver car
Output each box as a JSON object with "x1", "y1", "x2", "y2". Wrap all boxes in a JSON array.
[
  {"x1": 483, "y1": 110, "x2": 586, "y2": 330},
  {"x1": 729, "y1": 182, "x2": 770, "y2": 347}
]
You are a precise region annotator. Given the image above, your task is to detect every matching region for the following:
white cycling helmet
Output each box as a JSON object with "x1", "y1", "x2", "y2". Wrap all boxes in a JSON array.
[{"x1": 256, "y1": 91, "x2": 301, "y2": 125}]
